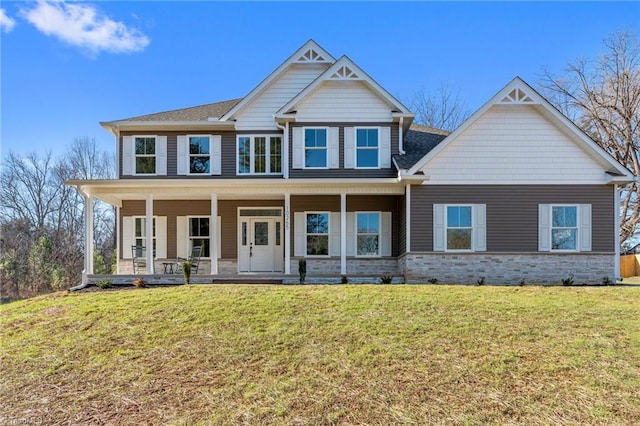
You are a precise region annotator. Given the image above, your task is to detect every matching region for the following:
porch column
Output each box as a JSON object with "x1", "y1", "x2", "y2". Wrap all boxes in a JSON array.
[
  {"x1": 340, "y1": 192, "x2": 346, "y2": 275},
  {"x1": 82, "y1": 193, "x2": 94, "y2": 284},
  {"x1": 405, "y1": 184, "x2": 411, "y2": 253},
  {"x1": 211, "y1": 194, "x2": 218, "y2": 275},
  {"x1": 115, "y1": 206, "x2": 121, "y2": 274},
  {"x1": 145, "y1": 194, "x2": 154, "y2": 274},
  {"x1": 284, "y1": 192, "x2": 291, "y2": 274}
]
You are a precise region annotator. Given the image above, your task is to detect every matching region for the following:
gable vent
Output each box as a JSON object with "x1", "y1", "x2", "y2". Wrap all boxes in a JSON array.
[
  {"x1": 499, "y1": 87, "x2": 535, "y2": 104},
  {"x1": 296, "y1": 48, "x2": 327, "y2": 63},
  {"x1": 330, "y1": 65, "x2": 360, "y2": 80}
]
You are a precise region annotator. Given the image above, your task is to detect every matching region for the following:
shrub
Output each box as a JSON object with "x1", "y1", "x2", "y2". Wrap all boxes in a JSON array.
[
  {"x1": 602, "y1": 276, "x2": 613, "y2": 286},
  {"x1": 561, "y1": 274, "x2": 574, "y2": 286},
  {"x1": 477, "y1": 277, "x2": 486, "y2": 286},
  {"x1": 96, "y1": 279, "x2": 112, "y2": 289},
  {"x1": 379, "y1": 274, "x2": 393, "y2": 284},
  {"x1": 182, "y1": 261, "x2": 192, "y2": 285},
  {"x1": 518, "y1": 278, "x2": 526, "y2": 286},
  {"x1": 132, "y1": 277, "x2": 147, "y2": 288},
  {"x1": 298, "y1": 258, "x2": 307, "y2": 284},
  {"x1": 427, "y1": 278, "x2": 438, "y2": 284},
  {"x1": 340, "y1": 275, "x2": 349, "y2": 284}
]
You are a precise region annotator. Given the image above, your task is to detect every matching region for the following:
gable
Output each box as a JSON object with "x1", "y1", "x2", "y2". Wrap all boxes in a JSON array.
[
  {"x1": 419, "y1": 104, "x2": 613, "y2": 184},
  {"x1": 295, "y1": 80, "x2": 394, "y2": 122},
  {"x1": 234, "y1": 63, "x2": 330, "y2": 130}
]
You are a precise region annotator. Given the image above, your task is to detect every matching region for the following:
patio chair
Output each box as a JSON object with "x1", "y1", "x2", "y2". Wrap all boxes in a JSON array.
[
  {"x1": 177, "y1": 245, "x2": 203, "y2": 274},
  {"x1": 131, "y1": 245, "x2": 147, "y2": 274}
]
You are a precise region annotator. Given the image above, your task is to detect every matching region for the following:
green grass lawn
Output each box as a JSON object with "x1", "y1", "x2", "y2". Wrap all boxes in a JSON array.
[{"x1": 1, "y1": 285, "x2": 639, "y2": 425}]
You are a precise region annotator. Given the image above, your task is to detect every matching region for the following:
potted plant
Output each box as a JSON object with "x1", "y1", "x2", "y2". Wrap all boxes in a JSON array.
[
  {"x1": 182, "y1": 260, "x2": 192, "y2": 285},
  {"x1": 298, "y1": 258, "x2": 306, "y2": 284}
]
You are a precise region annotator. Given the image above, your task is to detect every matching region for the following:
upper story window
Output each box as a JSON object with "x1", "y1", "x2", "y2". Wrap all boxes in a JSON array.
[
  {"x1": 446, "y1": 205, "x2": 473, "y2": 251},
  {"x1": 356, "y1": 128, "x2": 379, "y2": 168},
  {"x1": 135, "y1": 137, "x2": 156, "y2": 174},
  {"x1": 551, "y1": 206, "x2": 577, "y2": 251},
  {"x1": 237, "y1": 135, "x2": 282, "y2": 175},
  {"x1": 304, "y1": 128, "x2": 327, "y2": 168},
  {"x1": 189, "y1": 136, "x2": 210, "y2": 174}
]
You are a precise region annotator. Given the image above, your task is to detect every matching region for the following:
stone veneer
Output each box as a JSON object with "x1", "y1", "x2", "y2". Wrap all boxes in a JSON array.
[
  {"x1": 294, "y1": 257, "x2": 399, "y2": 276},
  {"x1": 402, "y1": 253, "x2": 615, "y2": 285}
]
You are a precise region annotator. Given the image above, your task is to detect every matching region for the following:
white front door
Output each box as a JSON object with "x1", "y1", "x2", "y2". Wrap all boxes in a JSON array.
[{"x1": 238, "y1": 212, "x2": 283, "y2": 272}]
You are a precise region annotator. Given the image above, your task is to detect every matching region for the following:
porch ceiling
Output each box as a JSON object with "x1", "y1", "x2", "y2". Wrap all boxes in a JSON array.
[{"x1": 66, "y1": 178, "x2": 407, "y2": 206}]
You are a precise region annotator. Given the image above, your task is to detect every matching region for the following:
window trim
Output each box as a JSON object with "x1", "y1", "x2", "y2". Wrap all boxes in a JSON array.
[
  {"x1": 186, "y1": 134, "x2": 211, "y2": 176},
  {"x1": 355, "y1": 211, "x2": 381, "y2": 258},
  {"x1": 133, "y1": 216, "x2": 157, "y2": 257},
  {"x1": 236, "y1": 134, "x2": 283, "y2": 175},
  {"x1": 133, "y1": 135, "x2": 157, "y2": 176},
  {"x1": 187, "y1": 215, "x2": 211, "y2": 259},
  {"x1": 303, "y1": 127, "x2": 329, "y2": 169},
  {"x1": 305, "y1": 211, "x2": 330, "y2": 257},
  {"x1": 444, "y1": 204, "x2": 474, "y2": 252},
  {"x1": 549, "y1": 204, "x2": 580, "y2": 252},
  {"x1": 355, "y1": 126, "x2": 380, "y2": 169}
]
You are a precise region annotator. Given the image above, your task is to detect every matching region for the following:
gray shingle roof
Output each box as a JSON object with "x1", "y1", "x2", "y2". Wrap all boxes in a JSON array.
[
  {"x1": 116, "y1": 98, "x2": 243, "y2": 122},
  {"x1": 394, "y1": 123, "x2": 449, "y2": 170}
]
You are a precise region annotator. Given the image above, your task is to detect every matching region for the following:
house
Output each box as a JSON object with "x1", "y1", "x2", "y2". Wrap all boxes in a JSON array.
[{"x1": 67, "y1": 40, "x2": 634, "y2": 285}]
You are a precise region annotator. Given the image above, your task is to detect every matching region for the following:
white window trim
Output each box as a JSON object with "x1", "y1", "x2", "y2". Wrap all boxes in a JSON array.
[
  {"x1": 354, "y1": 126, "x2": 380, "y2": 169},
  {"x1": 305, "y1": 211, "x2": 331, "y2": 257},
  {"x1": 133, "y1": 216, "x2": 157, "y2": 257},
  {"x1": 549, "y1": 204, "x2": 580, "y2": 253},
  {"x1": 236, "y1": 135, "x2": 283, "y2": 176},
  {"x1": 444, "y1": 204, "x2": 474, "y2": 253},
  {"x1": 187, "y1": 215, "x2": 212, "y2": 259},
  {"x1": 133, "y1": 135, "x2": 157, "y2": 176},
  {"x1": 355, "y1": 211, "x2": 381, "y2": 258},
  {"x1": 186, "y1": 135, "x2": 212, "y2": 176},
  {"x1": 303, "y1": 127, "x2": 329, "y2": 169}
]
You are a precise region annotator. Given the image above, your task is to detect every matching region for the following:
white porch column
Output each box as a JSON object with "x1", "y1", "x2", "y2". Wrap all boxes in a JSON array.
[
  {"x1": 211, "y1": 194, "x2": 218, "y2": 275},
  {"x1": 405, "y1": 184, "x2": 411, "y2": 253},
  {"x1": 340, "y1": 192, "x2": 347, "y2": 275},
  {"x1": 115, "y1": 206, "x2": 121, "y2": 274},
  {"x1": 614, "y1": 184, "x2": 620, "y2": 280},
  {"x1": 145, "y1": 194, "x2": 154, "y2": 274},
  {"x1": 284, "y1": 192, "x2": 291, "y2": 274},
  {"x1": 82, "y1": 193, "x2": 94, "y2": 284}
]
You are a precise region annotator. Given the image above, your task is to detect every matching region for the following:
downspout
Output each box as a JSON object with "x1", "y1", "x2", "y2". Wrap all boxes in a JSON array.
[
  {"x1": 398, "y1": 117, "x2": 405, "y2": 154},
  {"x1": 614, "y1": 184, "x2": 621, "y2": 281}
]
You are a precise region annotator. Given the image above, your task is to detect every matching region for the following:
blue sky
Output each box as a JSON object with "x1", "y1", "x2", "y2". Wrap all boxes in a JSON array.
[{"x1": 1, "y1": 1, "x2": 638, "y2": 160}]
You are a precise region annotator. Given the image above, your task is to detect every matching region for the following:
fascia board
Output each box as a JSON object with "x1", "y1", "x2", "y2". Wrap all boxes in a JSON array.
[
  {"x1": 219, "y1": 40, "x2": 336, "y2": 121},
  {"x1": 275, "y1": 55, "x2": 412, "y2": 117}
]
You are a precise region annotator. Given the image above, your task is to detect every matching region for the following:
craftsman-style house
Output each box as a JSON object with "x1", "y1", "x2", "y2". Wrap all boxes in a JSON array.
[{"x1": 68, "y1": 40, "x2": 633, "y2": 285}]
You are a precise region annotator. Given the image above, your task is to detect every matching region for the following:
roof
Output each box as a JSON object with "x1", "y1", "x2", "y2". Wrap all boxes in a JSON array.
[
  {"x1": 394, "y1": 123, "x2": 449, "y2": 170},
  {"x1": 115, "y1": 98, "x2": 242, "y2": 122}
]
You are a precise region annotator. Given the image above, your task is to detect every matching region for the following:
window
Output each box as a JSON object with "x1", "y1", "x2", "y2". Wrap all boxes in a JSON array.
[
  {"x1": 135, "y1": 217, "x2": 156, "y2": 255},
  {"x1": 135, "y1": 137, "x2": 156, "y2": 174},
  {"x1": 446, "y1": 206, "x2": 472, "y2": 250},
  {"x1": 304, "y1": 128, "x2": 327, "y2": 168},
  {"x1": 189, "y1": 136, "x2": 210, "y2": 174},
  {"x1": 237, "y1": 135, "x2": 282, "y2": 175},
  {"x1": 306, "y1": 213, "x2": 329, "y2": 256},
  {"x1": 551, "y1": 206, "x2": 578, "y2": 250},
  {"x1": 356, "y1": 212, "x2": 380, "y2": 256},
  {"x1": 190, "y1": 217, "x2": 210, "y2": 257},
  {"x1": 356, "y1": 128, "x2": 379, "y2": 168}
]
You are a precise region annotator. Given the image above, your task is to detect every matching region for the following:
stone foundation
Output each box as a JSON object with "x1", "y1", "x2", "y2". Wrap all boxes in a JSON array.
[
  {"x1": 403, "y1": 253, "x2": 615, "y2": 285},
  {"x1": 293, "y1": 257, "x2": 399, "y2": 276}
]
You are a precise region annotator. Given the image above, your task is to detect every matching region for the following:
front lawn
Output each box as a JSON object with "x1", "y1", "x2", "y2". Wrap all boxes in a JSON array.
[{"x1": 1, "y1": 285, "x2": 639, "y2": 425}]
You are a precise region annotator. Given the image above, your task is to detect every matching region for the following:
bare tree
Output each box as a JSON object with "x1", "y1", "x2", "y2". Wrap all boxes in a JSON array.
[
  {"x1": 539, "y1": 30, "x2": 640, "y2": 246},
  {"x1": 408, "y1": 83, "x2": 470, "y2": 131}
]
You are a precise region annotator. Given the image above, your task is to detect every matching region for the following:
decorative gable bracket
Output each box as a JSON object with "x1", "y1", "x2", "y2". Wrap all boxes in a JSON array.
[
  {"x1": 329, "y1": 65, "x2": 360, "y2": 80},
  {"x1": 295, "y1": 48, "x2": 331, "y2": 64},
  {"x1": 498, "y1": 87, "x2": 537, "y2": 104}
]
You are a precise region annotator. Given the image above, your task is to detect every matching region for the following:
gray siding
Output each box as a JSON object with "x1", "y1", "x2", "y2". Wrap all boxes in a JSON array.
[{"x1": 410, "y1": 185, "x2": 615, "y2": 252}]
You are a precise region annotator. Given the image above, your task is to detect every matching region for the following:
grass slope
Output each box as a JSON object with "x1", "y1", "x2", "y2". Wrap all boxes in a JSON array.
[{"x1": 1, "y1": 285, "x2": 639, "y2": 425}]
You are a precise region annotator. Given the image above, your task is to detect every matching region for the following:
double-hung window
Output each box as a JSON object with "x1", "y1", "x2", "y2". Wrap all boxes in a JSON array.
[
  {"x1": 446, "y1": 205, "x2": 473, "y2": 251},
  {"x1": 135, "y1": 137, "x2": 156, "y2": 174},
  {"x1": 304, "y1": 128, "x2": 327, "y2": 168},
  {"x1": 189, "y1": 217, "x2": 210, "y2": 258},
  {"x1": 135, "y1": 217, "x2": 156, "y2": 255},
  {"x1": 237, "y1": 135, "x2": 282, "y2": 175},
  {"x1": 189, "y1": 136, "x2": 210, "y2": 174},
  {"x1": 356, "y1": 128, "x2": 379, "y2": 168},
  {"x1": 306, "y1": 213, "x2": 329, "y2": 256},
  {"x1": 356, "y1": 212, "x2": 380, "y2": 256},
  {"x1": 551, "y1": 206, "x2": 578, "y2": 251}
]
